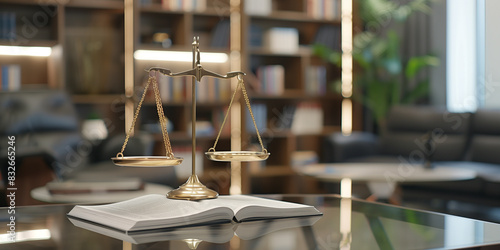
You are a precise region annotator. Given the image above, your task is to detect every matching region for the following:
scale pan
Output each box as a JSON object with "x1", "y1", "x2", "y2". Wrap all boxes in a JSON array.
[
  {"x1": 111, "y1": 156, "x2": 183, "y2": 167},
  {"x1": 205, "y1": 151, "x2": 270, "y2": 162}
]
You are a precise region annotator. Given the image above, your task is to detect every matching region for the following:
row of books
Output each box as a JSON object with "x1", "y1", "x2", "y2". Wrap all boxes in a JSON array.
[
  {"x1": 256, "y1": 65, "x2": 329, "y2": 96},
  {"x1": 152, "y1": 74, "x2": 231, "y2": 103},
  {"x1": 244, "y1": 0, "x2": 340, "y2": 21},
  {"x1": 143, "y1": 0, "x2": 339, "y2": 19},
  {"x1": 249, "y1": 25, "x2": 339, "y2": 51},
  {"x1": 160, "y1": 0, "x2": 207, "y2": 12},
  {"x1": 307, "y1": 0, "x2": 341, "y2": 20},
  {"x1": 0, "y1": 12, "x2": 16, "y2": 40},
  {"x1": 197, "y1": 76, "x2": 232, "y2": 102},
  {"x1": 1, "y1": 64, "x2": 21, "y2": 91},
  {"x1": 305, "y1": 66, "x2": 327, "y2": 95},
  {"x1": 245, "y1": 101, "x2": 324, "y2": 135},
  {"x1": 256, "y1": 65, "x2": 285, "y2": 95}
]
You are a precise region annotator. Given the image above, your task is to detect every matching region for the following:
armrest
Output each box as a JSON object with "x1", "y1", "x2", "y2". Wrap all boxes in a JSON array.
[{"x1": 322, "y1": 131, "x2": 380, "y2": 162}]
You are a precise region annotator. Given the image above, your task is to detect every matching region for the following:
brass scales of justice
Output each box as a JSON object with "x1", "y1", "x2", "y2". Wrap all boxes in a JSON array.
[{"x1": 111, "y1": 37, "x2": 270, "y2": 200}]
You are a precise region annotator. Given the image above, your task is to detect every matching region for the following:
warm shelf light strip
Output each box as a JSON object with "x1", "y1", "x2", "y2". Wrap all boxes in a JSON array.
[
  {"x1": 0, "y1": 45, "x2": 51, "y2": 57},
  {"x1": 124, "y1": 0, "x2": 134, "y2": 134},
  {"x1": 341, "y1": 98, "x2": 353, "y2": 135},
  {"x1": 341, "y1": 0, "x2": 353, "y2": 98},
  {"x1": 341, "y1": 0, "x2": 353, "y2": 135},
  {"x1": 134, "y1": 50, "x2": 228, "y2": 63},
  {"x1": 0, "y1": 229, "x2": 51, "y2": 244}
]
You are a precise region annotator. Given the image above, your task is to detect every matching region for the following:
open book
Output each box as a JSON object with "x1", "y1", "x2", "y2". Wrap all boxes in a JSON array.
[
  {"x1": 68, "y1": 215, "x2": 321, "y2": 244},
  {"x1": 67, "y1": 194, "x2": 321, "y2": 232}
]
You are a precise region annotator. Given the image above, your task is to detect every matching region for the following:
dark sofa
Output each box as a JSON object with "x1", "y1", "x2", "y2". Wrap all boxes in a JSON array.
[{"x1": 323, "y1": 105, "x2": 500, "y2": 205}]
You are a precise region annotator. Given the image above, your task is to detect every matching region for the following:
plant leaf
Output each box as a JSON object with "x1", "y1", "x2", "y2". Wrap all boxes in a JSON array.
[
  {"x1": 358, "y1": 0, "x2": 397, "y2": 24},
  {"x1": 405, "y1": 55, "x2": 440, "y2": 79},
  {"x1": 312, "y1": 44, "x2": 341, "y2": 66}
]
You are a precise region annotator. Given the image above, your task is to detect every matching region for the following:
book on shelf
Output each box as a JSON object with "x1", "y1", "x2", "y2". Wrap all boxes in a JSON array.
[
  {"x1": 160, "y1": 0, "x2": 206, "y2": 12},
  {"x1": 0, "y1": 64, "x2": 21, "y2": 91},
  {"x1": 187, "y1": 120, "x2": 214, "y2": 137},
  {"x1": 210, "y1": 20, "x2": 230, "y2": 49},
  {"x1": 263, "y1": 27, "x2": 299, "y2": 54},
  {"x1": 256, "y1": 65, "x2": 285, "y2": 95},
  {"x1": 67, "y1": 194, "x2": 322, "y2": 233},
  {"x1": 305, "y1": 66, "x2": 327, "y2": 95},
  {"x1": 249, "y1": 24, "x2": 263, "y2": 48},
  {"x1": 68, "y1": 214, "x2": 321, "y2": 244},
  {"x1": 244, "y1": 0, "x2": 272, "y2": 16},
  {"x1": 0, "y1": 12, "x2": 16, "y2": 40},
  {"x1": 307, "y1": 0, "x2": 341, "y2": 20},
  {"x1": 314, "y1": 25, "x2": 341, "y2": 51},
  {"x1": 245, "y1": 102, "x2": 267, "y2": 133},
  {"x1": 291, "y1": 102, "x2": 323, "y2": 135}
]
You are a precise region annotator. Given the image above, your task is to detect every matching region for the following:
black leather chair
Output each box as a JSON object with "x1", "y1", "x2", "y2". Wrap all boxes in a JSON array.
[
  {"x1": 0, "y1": 90, "x2": 85, "y2": 180},
  {"x1": 323, "y1": 105, "x2": 500, "y2": 208},
  {"x1": 323, "y1": 105, "x2": 471, "y2": 163}
]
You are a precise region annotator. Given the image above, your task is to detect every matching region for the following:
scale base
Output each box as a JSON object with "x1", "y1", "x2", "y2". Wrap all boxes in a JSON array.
[{"x1": 166, "y1": 175, "x2": 218, "y2": 200}]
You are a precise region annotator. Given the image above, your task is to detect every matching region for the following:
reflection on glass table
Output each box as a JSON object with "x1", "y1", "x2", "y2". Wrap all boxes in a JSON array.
[
  {"x1": 2, "y1": 195, "x2": 500, "y2": 250},
  {"x1": 299, "y1": 163, "x2": 476, "y2": 202}
]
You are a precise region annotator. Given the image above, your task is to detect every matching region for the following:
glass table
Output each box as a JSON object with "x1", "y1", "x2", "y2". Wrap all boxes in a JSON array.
[
  {"x1": 2, "y1": 194, "x2": 500, "y2": 250},
  {"x1": 298, "y1": 163, "x2": 477, "y2": 200}
]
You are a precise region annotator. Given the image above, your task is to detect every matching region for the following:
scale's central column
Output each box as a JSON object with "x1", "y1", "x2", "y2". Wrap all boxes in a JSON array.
[
  {"x1": 191, "y1": 40, "x2": 196, "y2": 178},
  {"x1": 166, "y1": 38, "x2": 218, "y2": 200}
]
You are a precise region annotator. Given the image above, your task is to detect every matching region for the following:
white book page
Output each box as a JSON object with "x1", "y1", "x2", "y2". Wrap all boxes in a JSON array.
[{"x1": 216, "y1": 195, "x2": 321, "y2": 221}]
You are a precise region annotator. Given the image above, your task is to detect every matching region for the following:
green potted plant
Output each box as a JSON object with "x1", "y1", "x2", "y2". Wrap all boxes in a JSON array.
[{"x1": 314, "y1": 0, "x2": 440, "y2": 131}]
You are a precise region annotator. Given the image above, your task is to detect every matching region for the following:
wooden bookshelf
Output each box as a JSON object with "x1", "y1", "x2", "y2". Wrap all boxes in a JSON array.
[{"x1": 240, "y1": 0, "x2": 346, "y2": 193}]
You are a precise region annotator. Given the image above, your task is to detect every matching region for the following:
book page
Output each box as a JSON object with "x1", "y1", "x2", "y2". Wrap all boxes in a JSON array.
[
  {"x1": 68, "y1": 194, "x2": 234, "y2": 231},
  {"x1": 215, "y1": 195, "x2": 322, "y2": 221}
]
